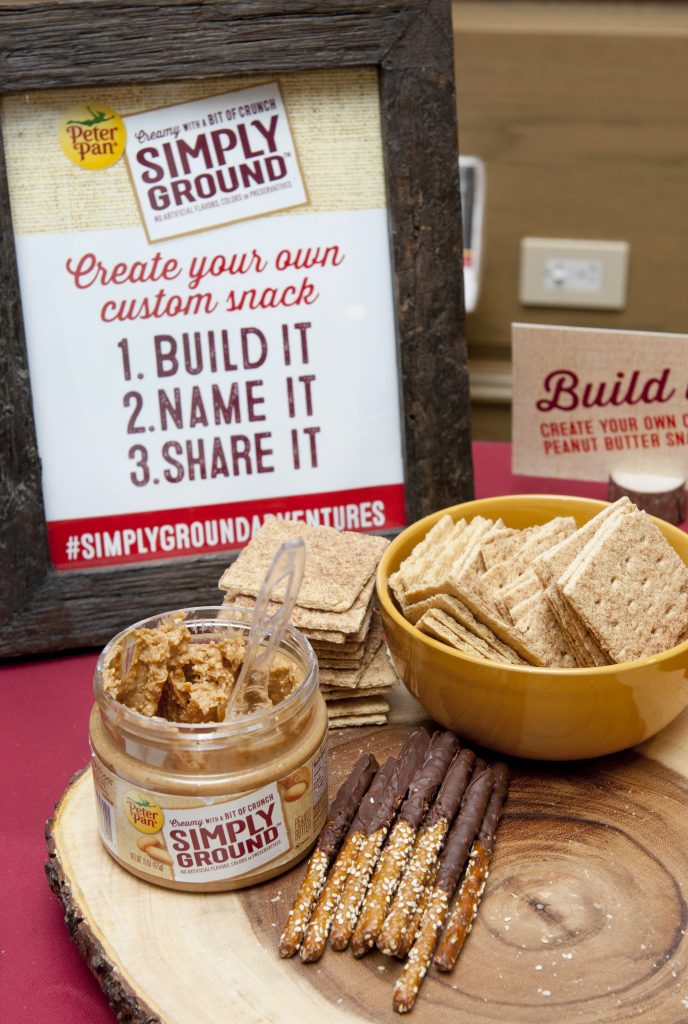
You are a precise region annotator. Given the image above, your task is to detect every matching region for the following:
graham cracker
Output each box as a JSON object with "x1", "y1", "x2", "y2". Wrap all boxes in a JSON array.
[
  {"x1": 509, "y1": 590, "x2": 577, "y2": 667},
  {"x1": 494, "y1": 596, "x2": 514, "y2": 624},
  {"x1": 388, "y1": 514, "x2": 459, "y2": 605},
  {"x1": 545, "y1": 585, "x2": 609, "y2": 667},
  {"x1": 479, "y1": 560, "x2": 531, "y2": 611},
  {"x1": 403, "y1": 592, "x2": 526, "y2": 665},
  {"x1": 403, "y1": 520, "x2": 479, "y2": 606},
  {"x1": 441, "y1": 582, "x2": 545, "y2": 666},
  {"x1": 530, "y1": 503, "x2": 633, "y2": 667},
  {"x1": 310, "y1": 638, "x2": 365, "y2": 656},
  {"x1": 501, "y1": 572, "x2": 543, "y2": 612},
  {"x1": 218, "y1": 518, "x2": 388, "y2": 613},
  {"x1": 398, "y1": 516, "x2": 489, "y2": 607},
  {"x1": 318, "y1": 653, "x2": 366, "y2": 668},
  {"x1": 317, "y1": 620, "x2": 383, "y2": 689},
  {"x1": 320, "y1": 684, "x2": 393, "y2": 699},
  {"x1": 328, "y1": 714, "x2": 388, "y2": 729},
  {"x1": 518, "y1": 516, "x2": 577, "y2": 560},
  {"x1": 326, "y1": 696, "x2": 390, "y2": 717},
  {"x1": 353, "y1": 642, "x2": 399, "y2": 689},
  {"x1": 225, "y1": 571, "x2": 376, "y2": 635},
  {"x1": 534, "y1": 497, "x2": 633, "y2": 588},
  {"x1": 452, "y1": 519, "x2": 506, "y2": 590},
  {"x1": 298, "y1": 628, "x2": 347, "y2": 643},
  {"x1": 562, "y1": 510, "x2": 688, "y2": 663},
  {"x1": 479, "y1": 525, "x2": 538, "y2": 570},
  {"x1": 316, "y1": 615, "x2": 383, "y2": 669},
  {"x1": 478, "y1": 519, "x2": 576, "y2": 611},
  {"x1": 318, "y1": 643, "x2": 399, "y2": 693},
  {"x1": 557, "y1": 506, "x2": 631, "y2": 592},
  {"x1": 402, "y1": 517, "x2": 497, "y2": 606},
  {"x1": 416, "y1": 608, "x2": 518, "y2": 665}
]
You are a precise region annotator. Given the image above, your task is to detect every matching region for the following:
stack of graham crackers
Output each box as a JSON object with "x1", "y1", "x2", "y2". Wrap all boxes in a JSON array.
[
  {"x1": 218, "y1": 519, "x2": 398, "y2": 727},
  {"x1": 390, "y1": 497, "x2": 688, "y2": 667}
]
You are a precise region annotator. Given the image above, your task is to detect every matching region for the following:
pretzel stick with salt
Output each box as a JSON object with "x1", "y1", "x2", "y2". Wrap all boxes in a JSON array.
[
  {"x1": 329, "y1": 729, "x2": 430, "y2": 951},
  {"x1": 394, "y1": 760, "x2": 487, "y2": 961},
  {"x1": 392, "y1": 767, "x2": 496, "y2": 1014},
  {"x1": 351, "y1": 731, "x2": 459, "y2": 957},
  {"x1": 279, "y1": 753, "x2": 378, "y2": 957},
  {"x1": 394, "y1": 861, "x2": 438, "y2": 962},
  {"x1": 376, "y1": 748, "x2": 477, "y2": 958},
  {"x1": 433, "y1": 762, "x2": 509, "y2": 971},
  {"x1": 299, "y1": 759, "x2": 395, "y2": 963}
]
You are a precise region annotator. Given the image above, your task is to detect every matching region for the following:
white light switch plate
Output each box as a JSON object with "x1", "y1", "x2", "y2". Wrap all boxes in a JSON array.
[{"x1": 519, "y1": 238, "x2": 629, "y2": 309}]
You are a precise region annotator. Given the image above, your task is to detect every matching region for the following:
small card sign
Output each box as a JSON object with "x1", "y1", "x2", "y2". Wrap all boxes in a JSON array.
[
  {"x1": 512, "y1": 323, "x2": 688, "y2": 482},
  {"x1": 124, "y1": 83, "x2": 307, "y2": 242}
]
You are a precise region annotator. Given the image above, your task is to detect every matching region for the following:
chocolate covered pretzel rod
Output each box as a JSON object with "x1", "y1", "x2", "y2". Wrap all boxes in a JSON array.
[
  {"x1": 393, "y1": 759, "x2": 487, "y2": 962},
  {"x1": 434, "y1": 762, "x2": 509, "y2": 972},
  {"x1": 351, "y1": 731, "x2": 459, "y2": 957},
  {"x1": 376, "y1": 748, "x2": 477, "y2": 958},
  {"x1": 300, "y1": 758, "x2": 395, "y2": 963},
  {"x1": 395, "y1": 861, "x2": 438, "y2": 961},
  {"x1": 279, "y1": 753, "x2": 379, "y2": 958},
  {"x1": 393, "y1": 766, "x2": 496, "y2": 1014},
  {"x1": 329, "y1": 729, "x2": 430, "y2": 951}
]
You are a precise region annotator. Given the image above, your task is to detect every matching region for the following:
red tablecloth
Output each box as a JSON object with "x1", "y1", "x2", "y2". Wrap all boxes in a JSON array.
[{"x1": 0, "y1": 441, "x2": 620, "y2": 1022}]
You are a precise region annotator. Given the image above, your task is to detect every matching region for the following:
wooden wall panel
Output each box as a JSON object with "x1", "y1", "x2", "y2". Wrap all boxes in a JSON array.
[{"x1": 452, "y1": 2, "x2": 688, "y2": 366}]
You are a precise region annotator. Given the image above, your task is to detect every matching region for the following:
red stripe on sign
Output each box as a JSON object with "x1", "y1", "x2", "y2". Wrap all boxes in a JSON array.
[{"x1": 48, "y1": 484, "x2": 406, "y2": 570}]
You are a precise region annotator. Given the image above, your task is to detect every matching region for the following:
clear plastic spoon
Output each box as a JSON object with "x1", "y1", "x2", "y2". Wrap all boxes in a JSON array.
[{"x1": 224, "y1": 537, "x2": 306, "y2": 718}]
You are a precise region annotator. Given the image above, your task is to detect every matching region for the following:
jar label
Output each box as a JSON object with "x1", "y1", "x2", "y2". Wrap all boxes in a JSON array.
[{"x1": 91, "y1": 739, "x2": 328, "y2": 886}]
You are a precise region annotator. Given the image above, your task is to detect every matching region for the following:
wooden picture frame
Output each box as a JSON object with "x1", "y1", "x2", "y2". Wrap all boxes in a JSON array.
[{"x1": 0, "y1": 0, "x2": 472, "y2": 657}]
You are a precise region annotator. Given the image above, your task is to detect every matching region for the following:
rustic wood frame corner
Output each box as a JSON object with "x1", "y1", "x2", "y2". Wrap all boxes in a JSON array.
[{"x1": 0, "y1": 0, "x2": 472, "y2": 657}]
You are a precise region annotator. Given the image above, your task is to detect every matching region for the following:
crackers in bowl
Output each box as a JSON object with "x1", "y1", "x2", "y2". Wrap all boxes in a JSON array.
[{"x1": 389, "y1": 497, "x2": 688, "y2": 668}]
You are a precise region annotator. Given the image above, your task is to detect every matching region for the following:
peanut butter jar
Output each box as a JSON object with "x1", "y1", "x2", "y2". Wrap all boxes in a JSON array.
[{"x1": 89, "y1": 607, "x2": 329, "y2": 892}]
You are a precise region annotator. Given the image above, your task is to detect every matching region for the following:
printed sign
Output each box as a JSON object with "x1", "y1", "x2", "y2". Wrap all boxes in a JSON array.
[
  {"x1": 124, "y1": 83, "x2": 307, "y2": 241},
  {"x1": 512, "y1": 323, "x2": 688, "y2": 482},
  {"x1": 2, "y1": 70, "x2": 405, "y2": 570}
]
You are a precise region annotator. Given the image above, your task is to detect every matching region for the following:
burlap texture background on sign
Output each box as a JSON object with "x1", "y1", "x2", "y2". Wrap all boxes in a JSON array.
[{"x1": 1, "y1": 67, "x2": 386, "y2": 235}]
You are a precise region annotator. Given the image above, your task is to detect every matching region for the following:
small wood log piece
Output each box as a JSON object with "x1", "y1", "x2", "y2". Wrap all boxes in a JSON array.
[
  {"x1": 351, "y1": 730, "x2": 460, "y2": 957},
  {"x1": 279, "y1": 752, "x2": 379, "y2": 958},
  {"x1": 392, "y1": 767, "x2": 496, "y2": 1014},
  {"x1": 434, "y1": 762, "x2": 510, "y2": 972},
  {"x1": 329, "y1": 729, "x2": 430, "y2": 951},
  {"x1": 608, "y1": 471, "x2": 686, "y2": 525},
  {"x1": 376, "y1": 749, "x2": 477, "y2": 957}
]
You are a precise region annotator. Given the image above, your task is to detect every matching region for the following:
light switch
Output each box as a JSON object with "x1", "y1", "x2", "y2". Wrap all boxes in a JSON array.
[{"x1": 519, "y1": 238, "x2": 629, "y2": 310}]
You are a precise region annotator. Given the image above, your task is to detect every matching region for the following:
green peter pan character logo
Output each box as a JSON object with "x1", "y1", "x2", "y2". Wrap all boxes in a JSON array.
[
  {"x1": 124, "y1": 790, "x2": 164, "y2": 833},
  {"x1": 59, "y1": 103, "x2": 126, "y2": 169}
]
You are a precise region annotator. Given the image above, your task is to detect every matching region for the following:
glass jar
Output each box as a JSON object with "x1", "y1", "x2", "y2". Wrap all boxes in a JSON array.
[{"x1": 89, "y1": 606, "x2": 328, "y2": 892}]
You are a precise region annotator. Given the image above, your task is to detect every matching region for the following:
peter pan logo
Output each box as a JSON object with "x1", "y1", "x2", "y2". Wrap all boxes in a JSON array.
[
  {"x1": 123, "y1": 84, "x2": 307, "y2": 242},
  {"x1": 59, "y1": 103, "x2": 126, "y2": 170},
  {"x1": 124, "y1": 792, "x2": 164, "y2": 832}
]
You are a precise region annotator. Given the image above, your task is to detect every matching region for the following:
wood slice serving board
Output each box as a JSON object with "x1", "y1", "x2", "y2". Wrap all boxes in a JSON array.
[{"x1": 46, "y1": 718, "x2": 688, "y2": 1024}]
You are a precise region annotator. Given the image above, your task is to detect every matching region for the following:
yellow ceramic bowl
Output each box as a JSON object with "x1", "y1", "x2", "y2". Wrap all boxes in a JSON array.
[{"x1": 377, "y1": 495, "x2": 688, "y2": 760}]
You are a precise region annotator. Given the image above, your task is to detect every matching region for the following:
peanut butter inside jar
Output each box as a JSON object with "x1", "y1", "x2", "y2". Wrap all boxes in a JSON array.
[{"x1": 89, "y1": 606, "x2": 329, "y2": 892}]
